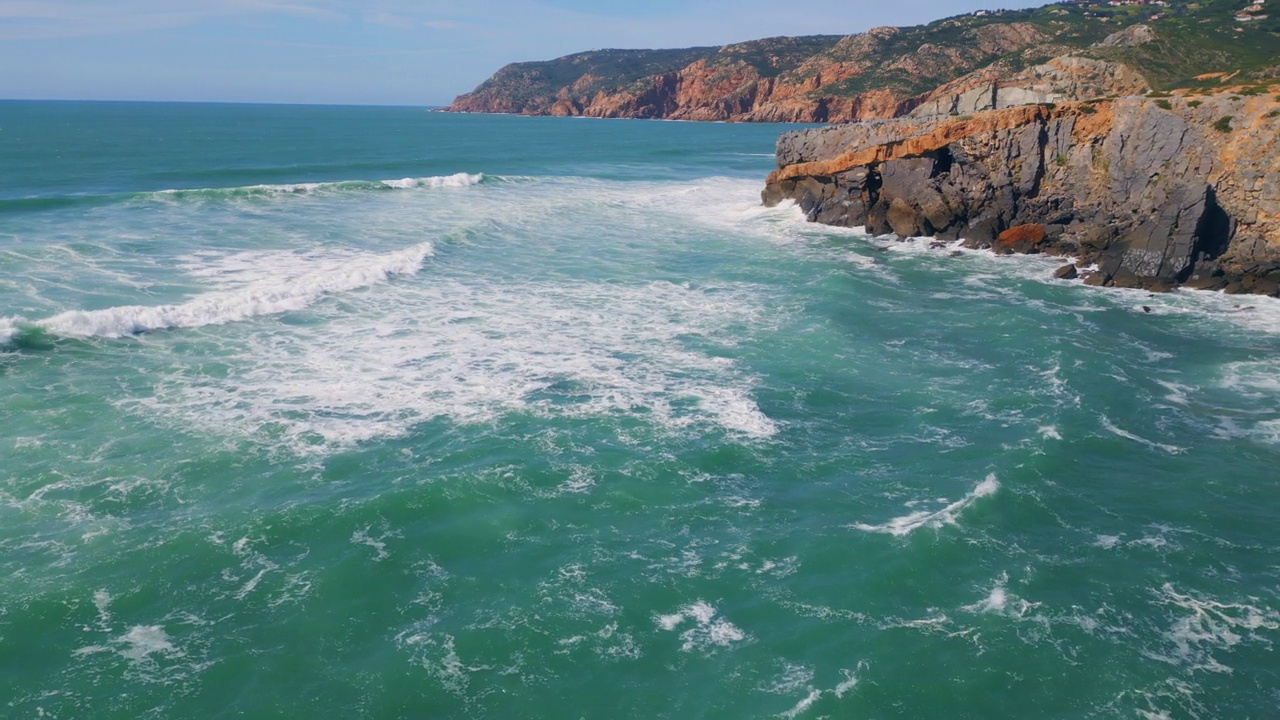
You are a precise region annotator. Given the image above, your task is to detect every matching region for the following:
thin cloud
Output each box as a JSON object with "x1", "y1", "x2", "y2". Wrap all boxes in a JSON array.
[{"x1": 365, "y1": 10, "x2": 415, "y2": 29}]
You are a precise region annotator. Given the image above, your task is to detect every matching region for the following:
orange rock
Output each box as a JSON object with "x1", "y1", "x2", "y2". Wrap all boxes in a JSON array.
[
  {"x1": 998, "y1": 224, "x2": 1047, "y2": 246},
  {"x1": 768, "y1": 104, "x2": 1057, "y2": 183}
]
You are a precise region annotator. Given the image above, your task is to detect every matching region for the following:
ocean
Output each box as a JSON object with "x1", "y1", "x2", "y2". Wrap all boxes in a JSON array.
[{"x1": 1, "y1": 101, "x2": 1278, "y2": 719}]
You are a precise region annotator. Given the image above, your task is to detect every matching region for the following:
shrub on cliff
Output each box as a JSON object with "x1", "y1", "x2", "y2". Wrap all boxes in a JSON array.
[{"x1": 1212, "y1": 115, "x2": 1234, "y2": 133}]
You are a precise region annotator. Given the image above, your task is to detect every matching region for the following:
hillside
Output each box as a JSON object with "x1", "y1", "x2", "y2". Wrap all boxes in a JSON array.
[{"x1": 446, "y1": 0, "x2": 1280, "y2": 122}]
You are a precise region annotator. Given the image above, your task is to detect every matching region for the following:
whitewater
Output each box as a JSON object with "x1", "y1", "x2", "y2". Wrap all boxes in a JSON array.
[{"x1": 1, "y1": 101, "x2": 1278, "y2": 719}]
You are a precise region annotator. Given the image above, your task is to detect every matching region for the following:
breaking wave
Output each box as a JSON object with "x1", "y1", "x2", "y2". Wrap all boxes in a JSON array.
[
  {"x1": 0, "y1": 173, "x2": 490, "y2": 216},
  {"x1": 153, "y1": 172, "x2": 487, "y2": 200},
  {"x1": 1, "y1": 242, "x2": 433, "y2": 343}
]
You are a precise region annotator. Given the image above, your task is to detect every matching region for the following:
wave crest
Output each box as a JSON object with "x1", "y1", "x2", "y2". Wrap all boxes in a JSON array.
[
  {"x1": 154, "y1": 173, "x2": 487, "y2": 200},
  {"x1": 0, "y1": 173, "x2": 491, "y2": 217},
  {"x1": 3, "y1": 242, "x2": 433, "y2": 343}
]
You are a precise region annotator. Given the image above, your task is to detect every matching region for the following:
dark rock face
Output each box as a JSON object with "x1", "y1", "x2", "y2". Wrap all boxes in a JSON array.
[{"x1": 762, "y1": 96, "x2": 1280, "y2": 296}]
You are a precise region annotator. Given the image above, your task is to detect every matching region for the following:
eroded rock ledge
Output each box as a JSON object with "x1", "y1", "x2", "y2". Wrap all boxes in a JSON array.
[{"x1": 762, "y1": 95, "x2": 1280, "y2": 295}]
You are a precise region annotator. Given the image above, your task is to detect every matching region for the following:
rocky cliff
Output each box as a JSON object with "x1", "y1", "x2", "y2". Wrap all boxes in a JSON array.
[
  {"x1": 761, "y1": 93, "x2": 1280, "y2": 295},
  {"x1": 448, "y1": 20, "x2": 1086, "y2": 123},
  {"x1": 448, "y1": 2, "x2": 1280, "y2": 123}
]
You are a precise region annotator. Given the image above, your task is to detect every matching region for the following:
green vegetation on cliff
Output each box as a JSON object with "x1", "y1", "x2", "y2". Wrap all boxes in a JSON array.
[{"x1": 449, "y1": 0, "x2": 1280, "y2": 121}]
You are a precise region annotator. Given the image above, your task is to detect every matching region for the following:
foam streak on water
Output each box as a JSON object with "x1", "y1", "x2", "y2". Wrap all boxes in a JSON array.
[{"x1": 850, "y1": 474, "x2": 1000, "y2": 536}]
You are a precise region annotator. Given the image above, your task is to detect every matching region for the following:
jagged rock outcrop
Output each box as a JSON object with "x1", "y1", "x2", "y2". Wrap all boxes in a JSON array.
[{"x1": 762, "y1": 94, "x2": 1280, "y2": 295}]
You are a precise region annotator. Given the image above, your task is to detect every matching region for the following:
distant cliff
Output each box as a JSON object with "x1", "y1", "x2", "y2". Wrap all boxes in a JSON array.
[
  {"x1": 761, "y1": 93, "x2": 1280, "y2": 295},
  {"x1": 447, "y1": 2, "x2": 1280, "y2": 123}
]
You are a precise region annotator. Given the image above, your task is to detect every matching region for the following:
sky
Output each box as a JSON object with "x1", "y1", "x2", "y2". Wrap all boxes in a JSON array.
[{"x1": 1, "y1": 0, "x2": 1049, "y2": 106}]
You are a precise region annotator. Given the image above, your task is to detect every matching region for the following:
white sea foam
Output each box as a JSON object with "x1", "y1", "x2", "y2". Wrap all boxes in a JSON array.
[
  {"x1": 833, "y1": 667, "x2": 862, "y2": 698},
  {"x1": 1164, "y1": 288, "x2": 1280, "y2": 337},
  {"x1": 29, "y1": 242, "x2": 432, "y2": 340},
  {"x1": 1094, "y1": 527, "x2": 1185, "y2": 552},
  {"x1": 655, "y1": 613, "x2": 685, "y2": 631},
  {"x1": 963, "y1": 574, "x2": 1039, "y2": 619},
  {"x1": 967, "y1": 585, "x2": 1009, "y2": 614},
  {"x1": 1154, "y1": 379, "x2": 1196, "y2": 406},
  {"x1": 176, "y1": 248, "x2": 339, "y2": 289},
  {"x1": 762, "y1": 662, "x2": 814, "y2": 694},
  {"x1": 570, "y1": 591, "x2": 619, "y2": 617},
  {"x1": 1040, "y1": 362, "x2": 1068, "y2": 393},
  {"x1": 654, "y1": 601, "x2": 747, "y2": 652},
  {"x1": 154, "y1": 173, "x2": 485, "y2": 198},
  {"x1": 380, "y1": 173, "x2": 484, "y2": 189},
  {"x1": 592, "y1": 622, "x2": 641, "y2": 660},
  {"x1": 850, "y1": 474, "x2": 999, "y2": 536},
  {"x1": 758, "y1": 663, "x2": 866, "y2": 717},
  {"x1": 814, "y1": 232, "x2": 1071, "y2": 290},
  {"x1": 118, "y1": 625, "x2": 179, "y2": 663},
  {"x1": 1219, "y1": 360, "x2": 1280, "y2": 398},
  {"x1": 760, "y1": 663, "x2": 821, "y2": 718},
  {"x1": 92, "y1": 589, "x2": 113, "y2": 632},
  {"x1": 1211, "y1": 415, "x2": 1280, "y2": 447},
  {"x1": 396, "y1": 631, "x2": 475, "y2": 695},
  {"x1": 555, "y1": 466, "x2": 596, "y2": 495},
  {"x1": 351, "y1": 528, "x2": 391, "y2": 561},
  {"x1": 1250, "y1": 419, "x2": 1280, "y2": 445},
  {"x1": 780, "y1": 688, "x2": 822, "y2": 718},
  {"x1": 1095, "y1": 534, "x2": 1123, "y2": 550},
  {"x1": 1148, "y1": 583, "x2": 1280, "y2": 674},
  {"x1": 1100, "y1": 416, "x2": 1185, "y2": 455},
  {"x1": 130, "y1": 274, "x2": 776, "y2": 454},
  {"x1": 686, "y1": 600, "x2": 717, "y2": 625}
]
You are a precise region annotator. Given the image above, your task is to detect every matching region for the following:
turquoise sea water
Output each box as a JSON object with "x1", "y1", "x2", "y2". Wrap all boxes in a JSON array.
[{"x1": 2, "y1": 101, "x2": 1279, "y2": 719}]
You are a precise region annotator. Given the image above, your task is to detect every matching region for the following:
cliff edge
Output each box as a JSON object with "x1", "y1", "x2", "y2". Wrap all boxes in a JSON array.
[{"x1": 762, "y1": 93, "x2": 1280, "y2": 296}]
